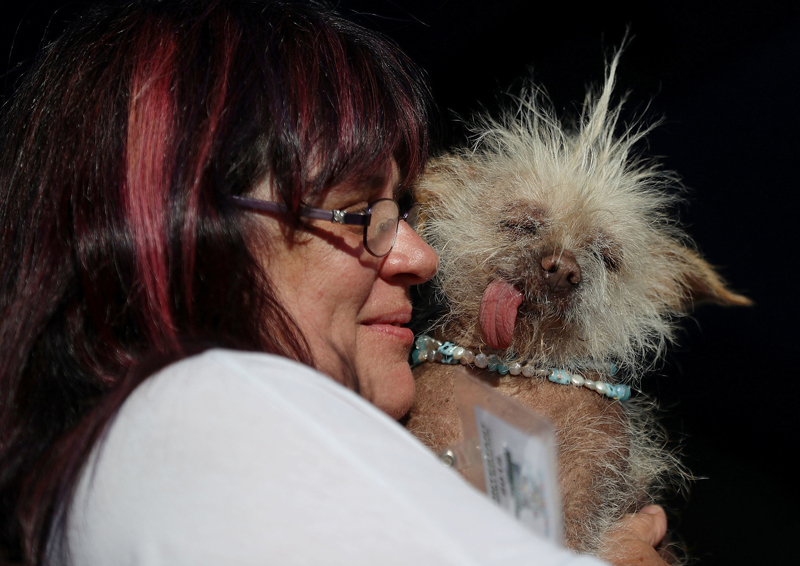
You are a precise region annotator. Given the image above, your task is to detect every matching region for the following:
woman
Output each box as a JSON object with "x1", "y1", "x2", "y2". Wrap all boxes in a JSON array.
[{"x1": 0, "y1": 1, "x2": 666, "y2": 564}]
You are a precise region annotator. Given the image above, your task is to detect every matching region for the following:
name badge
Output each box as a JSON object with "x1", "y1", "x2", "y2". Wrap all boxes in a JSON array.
[{"x1": 441, "y1": 366, "x2": 563, "y2": 544}]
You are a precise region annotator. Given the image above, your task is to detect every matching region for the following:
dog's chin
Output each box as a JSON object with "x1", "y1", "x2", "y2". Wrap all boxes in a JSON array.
[
  {"x1": 520, "y1": 292, "x2": 579, "y2": 319},
  {"x1": 508, "y1": 322, "x2": 588, "y2": 364},
  {"x1": 465, "y1": 310, "x2": 588, "y2": 365}
]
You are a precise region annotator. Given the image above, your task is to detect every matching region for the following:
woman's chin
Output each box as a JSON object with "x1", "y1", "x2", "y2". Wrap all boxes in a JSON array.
[
  {"x1": 363, "y1": 363, "x2": 416, "y2": 419},
  {"x1": 354, "y1": 328, "x2": 417, "y2": 418}
]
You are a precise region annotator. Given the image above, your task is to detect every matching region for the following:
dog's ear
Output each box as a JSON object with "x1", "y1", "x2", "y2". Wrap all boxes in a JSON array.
[{"x1": 662, "y1": 242, "x2": 752, "y2": 311}]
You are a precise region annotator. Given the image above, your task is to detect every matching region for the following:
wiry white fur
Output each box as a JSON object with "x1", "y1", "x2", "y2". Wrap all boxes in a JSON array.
[{"x1": 418, "y1": 54, "x2": 697, "y2": 381}]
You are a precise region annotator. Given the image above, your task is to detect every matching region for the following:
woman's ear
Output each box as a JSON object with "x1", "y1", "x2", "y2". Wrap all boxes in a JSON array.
[{"x1": 662, "y1": 241, "x2": 752, "y2": 312}]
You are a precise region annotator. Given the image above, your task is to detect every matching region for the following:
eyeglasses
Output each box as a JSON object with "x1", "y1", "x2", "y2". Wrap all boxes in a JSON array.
[{"x1": 227, "y1": 194, "x2": 420, "y2": 257}]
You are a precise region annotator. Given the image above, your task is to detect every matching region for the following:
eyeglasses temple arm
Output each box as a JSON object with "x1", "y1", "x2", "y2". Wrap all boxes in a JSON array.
[
  {"x1": 226, "y1": 195, "x2": 369, "y2": 226},
  {"x1": 226, "y1": 195, "x2": 287, "y2": 214}
]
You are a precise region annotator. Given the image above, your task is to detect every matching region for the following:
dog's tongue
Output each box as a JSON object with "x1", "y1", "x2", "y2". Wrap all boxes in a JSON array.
[{"x1": 479, "y1": 279, "x2": 524, "y2": 350}]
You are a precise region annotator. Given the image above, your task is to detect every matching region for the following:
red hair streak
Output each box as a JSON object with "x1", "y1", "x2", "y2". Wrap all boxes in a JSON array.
[{"x1": 125, "y1": 30, "x2": 179, "y2": 347}]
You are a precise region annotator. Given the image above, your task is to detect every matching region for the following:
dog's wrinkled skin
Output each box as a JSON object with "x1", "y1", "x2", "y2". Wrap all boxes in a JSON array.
[{"x1": 405, "y1": 55, "x2": 750, "y2": 558}]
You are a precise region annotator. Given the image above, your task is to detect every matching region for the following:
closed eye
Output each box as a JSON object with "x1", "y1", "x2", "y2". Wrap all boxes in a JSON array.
[
  {"x1": 590, "y1": 243, "x2": 622, "y2": 272},
  {"x1": 498, "y1": 219, "x2": 540, "y2": 236}
]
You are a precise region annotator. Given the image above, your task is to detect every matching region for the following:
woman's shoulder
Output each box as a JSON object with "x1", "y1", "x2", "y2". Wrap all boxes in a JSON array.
[
  {"x1": 66, "y1": 349, "x2": 446, "y2": 562},
  {"x1": 127, "y1": 348, "x2": 405, "y2": 439},
  {"x1": 97, "y1": 348, "x2": 418, "y2": 471},
  {"x1": 142, "y1": 348, "x2": 335, "y2": 399}
]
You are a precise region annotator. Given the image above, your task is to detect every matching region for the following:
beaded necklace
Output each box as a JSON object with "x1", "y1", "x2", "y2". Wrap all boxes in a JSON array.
[{"x1": 411, "y1": 334, "x2": 631, "y2": 401}]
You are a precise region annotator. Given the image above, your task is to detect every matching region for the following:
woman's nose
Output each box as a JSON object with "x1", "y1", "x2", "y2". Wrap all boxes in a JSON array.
[{"x1": 382, "y1": 221, "x2": 438, "y2": 283}]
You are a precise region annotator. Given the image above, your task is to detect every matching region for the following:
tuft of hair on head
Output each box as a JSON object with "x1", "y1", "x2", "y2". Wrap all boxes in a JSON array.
[{"x1": 416, "y1": 49, "x2": 749, "y2": 382}]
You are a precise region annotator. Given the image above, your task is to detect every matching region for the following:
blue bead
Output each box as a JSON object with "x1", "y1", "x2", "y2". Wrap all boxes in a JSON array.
[
  {"x1": 548, "y1": 369, "x2": 570, "y2": 385},
  {"x1": 606, "y1": 384, "x2": 625, "y2": 400},
  {"x1": 439, "y1": 342, "x2": 457, "y2": 355},
  {"x1": 496, "y1": 364, "x2": 509, "y2": 375},
  {"x1": 437, "y1": 342, "x2": 460, "y2": 365}
]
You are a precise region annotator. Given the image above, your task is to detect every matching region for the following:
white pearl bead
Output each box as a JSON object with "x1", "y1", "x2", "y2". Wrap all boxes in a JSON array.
[
  {"x1": 417, "y1": 349, "x2": 428, "y2": 362},
  {"x1": 584, "y1": 379, "x2": 596, "y2": 390},
  {"x1": 521, "y1": 366, "x2": 535, "y2": 377},
  {"x1": 452, "y1": 346, "x2": 464, "y2": 360},
  {"x1": 474, "y1": 353, "x2": 488, "y2": 368},
  {"x1": 571, "y1": 374, "x2": 585, "y2": 386},
  {"x1": 595, "y1": 382, "x2": 608, "y2": 394},
  {"x1": 509, "y1": 363, "x2": 522, "y2": 375},
  {"x1": 463, "y1": 350, "x2": 475, "y2": 364}
]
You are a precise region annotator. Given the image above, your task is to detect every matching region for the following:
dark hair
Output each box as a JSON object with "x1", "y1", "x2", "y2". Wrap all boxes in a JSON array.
[{"x1": 0, "y1": 0, "x2": 429, "y2": 562}]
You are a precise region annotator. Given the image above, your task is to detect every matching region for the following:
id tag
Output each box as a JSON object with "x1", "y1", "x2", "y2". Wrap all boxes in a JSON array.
[{"x1": 446, "y1": 366, "x2": 563, "y2": 545}]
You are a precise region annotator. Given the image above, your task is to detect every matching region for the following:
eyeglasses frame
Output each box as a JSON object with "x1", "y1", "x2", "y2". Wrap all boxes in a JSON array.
[{"x1": 226, "y1": 194, "x2": 417, "y2": 257}]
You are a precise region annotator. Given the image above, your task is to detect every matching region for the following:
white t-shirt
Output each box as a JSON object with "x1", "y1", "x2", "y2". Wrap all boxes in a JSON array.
[{"x1": 63, "y1": 349, "x2": 605, "y2": 565}]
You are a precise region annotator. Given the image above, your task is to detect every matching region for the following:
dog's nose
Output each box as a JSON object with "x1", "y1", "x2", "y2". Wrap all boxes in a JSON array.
[{"x1": 542, "y1": 250, "x2": 581, "y2": 292}]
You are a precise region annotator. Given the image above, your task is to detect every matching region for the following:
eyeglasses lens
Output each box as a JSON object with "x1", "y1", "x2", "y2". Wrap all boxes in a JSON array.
[{"x1": 366, "y1": 199, "x2": 400, "y2": 256}]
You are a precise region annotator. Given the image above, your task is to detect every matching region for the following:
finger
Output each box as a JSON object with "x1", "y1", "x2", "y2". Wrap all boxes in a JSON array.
[
  {"x1": 598, "y1": 506, "x2": 670, "y2": 566},
  {"x1": 633, "y1": 505, "x2": 668, "y2": 547}
]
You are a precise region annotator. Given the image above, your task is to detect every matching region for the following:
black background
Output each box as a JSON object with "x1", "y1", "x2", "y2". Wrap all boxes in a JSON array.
[{"x1": 3, "y1": 1, "x2": 798, "y2": 564}]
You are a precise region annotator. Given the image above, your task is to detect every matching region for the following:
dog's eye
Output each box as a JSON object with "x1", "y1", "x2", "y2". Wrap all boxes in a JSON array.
[
  {"x1": 498, "y1": 219, "x2": 540, "y2": 235},
  {"x1": 590, "y1": 241, "x2": 622, "y2": 272},
  {"x1": 602, "y1": 252, "x2": 621, "y2": 272}
]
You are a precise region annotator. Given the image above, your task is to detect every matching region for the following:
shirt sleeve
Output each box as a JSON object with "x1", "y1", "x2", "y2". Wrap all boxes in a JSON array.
[{"x1": 65, "y1": 349, "x2": 607, "y2": 566}]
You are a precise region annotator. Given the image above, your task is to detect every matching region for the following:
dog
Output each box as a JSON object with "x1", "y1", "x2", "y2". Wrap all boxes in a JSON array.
[{"x1": 405, "y1": 54, "x2": 750, "y2": 558}]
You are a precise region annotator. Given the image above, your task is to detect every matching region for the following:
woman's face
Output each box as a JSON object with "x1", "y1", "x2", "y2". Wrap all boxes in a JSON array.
[{"x1": 256, "y1": 163, "x2": 438, "y2": 418}]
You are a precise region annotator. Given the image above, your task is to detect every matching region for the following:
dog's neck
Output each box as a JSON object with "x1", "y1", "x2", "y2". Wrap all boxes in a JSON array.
[{"x1": 412, "y1": 334, "x2": 631, "y2": 401}]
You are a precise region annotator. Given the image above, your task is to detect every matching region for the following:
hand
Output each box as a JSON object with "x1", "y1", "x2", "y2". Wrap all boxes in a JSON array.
[{"x1": 598, "y1": 505, "x2": 672, "y2": 566}]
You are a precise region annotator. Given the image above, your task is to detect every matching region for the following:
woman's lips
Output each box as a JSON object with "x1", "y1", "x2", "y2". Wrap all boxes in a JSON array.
[
  {"x1": 362, "y1": 312, "x2": 415, "y2": 345},
  {"x1": 366, "y1": 323, "x2": 415, "y2": 344}
]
